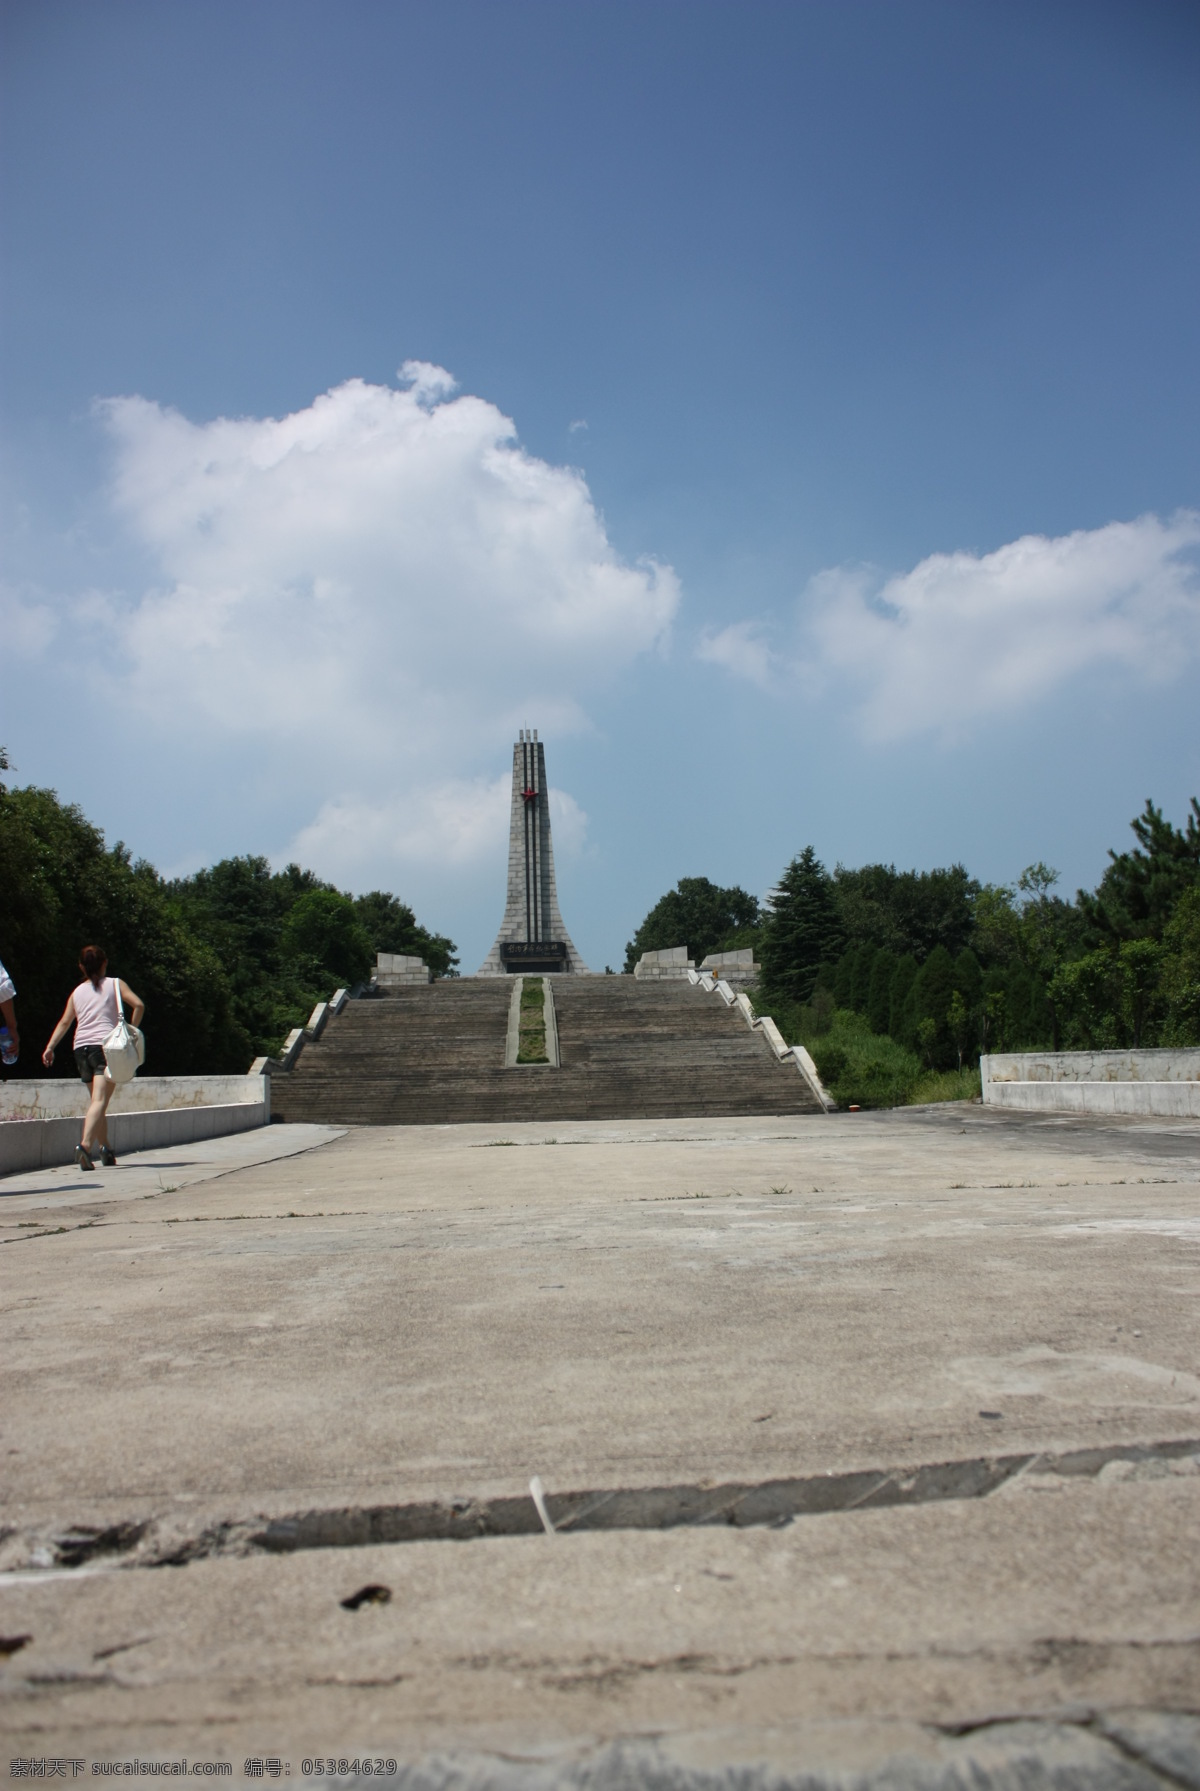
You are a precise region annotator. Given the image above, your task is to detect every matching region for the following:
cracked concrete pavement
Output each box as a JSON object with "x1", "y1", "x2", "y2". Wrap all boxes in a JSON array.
[{"x1": 2, "y1": 1104, "x2": 1198, "y2": 1785}]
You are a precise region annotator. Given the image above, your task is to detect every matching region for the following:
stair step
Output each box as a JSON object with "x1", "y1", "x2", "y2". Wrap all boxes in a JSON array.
[{"x1": 270, "y1": 978, "x2": 820, "y2": 1124}]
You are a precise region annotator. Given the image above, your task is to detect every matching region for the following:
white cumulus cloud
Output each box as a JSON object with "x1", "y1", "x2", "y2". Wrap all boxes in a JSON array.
[
  {"x1": 0, "y1": 585, "x2": 60, "y2": 658},
  {"x1": 88, "y1": 365, "x2": 678, "y2": 873},
  {"x1": 696, "y1": 620, "x2": 774, "y2": 689},
  {"x1": 701, "y1": 512, "x2": 1200, "y2": 743}
]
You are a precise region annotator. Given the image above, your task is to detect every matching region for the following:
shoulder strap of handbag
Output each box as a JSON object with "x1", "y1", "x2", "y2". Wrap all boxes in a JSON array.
[{"x1": 113, "y1": 975, "x2": 124, "y2": 1022}]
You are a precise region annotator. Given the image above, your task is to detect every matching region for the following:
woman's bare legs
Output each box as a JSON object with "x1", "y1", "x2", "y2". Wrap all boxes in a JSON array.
[{"x1": 82, "y1": 1074, "x2": 115, "y2": 1156}]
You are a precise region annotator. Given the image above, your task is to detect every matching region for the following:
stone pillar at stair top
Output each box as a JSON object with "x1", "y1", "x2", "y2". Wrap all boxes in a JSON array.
[
  {"x1": 373, "y1": 953, "x2": 432, "y2": 988},
  {"x1": 698, "y1": 947, "x2": 759, "y2": 988},
  {"x1": 633, "y1": 946, "x2": 695, "y2": 980},
  {"x1": 477, "y1": 729, "x2": 590, "y2": 975}
]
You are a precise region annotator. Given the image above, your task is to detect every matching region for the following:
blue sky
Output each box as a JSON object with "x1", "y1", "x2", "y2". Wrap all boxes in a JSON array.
[{"x1": 2, "y1": 0, "x2": 1198, "y2": 972}]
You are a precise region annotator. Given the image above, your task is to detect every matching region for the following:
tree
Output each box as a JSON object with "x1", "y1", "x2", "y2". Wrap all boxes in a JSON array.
[
  {"x1": 0, "y1": 783, "x2": 248, "y2": 1073},
  {"x1": 1012, "y1": 864, "x2": 1083, "y2": 1049},
  {"x1": 833, "y1": 949, "x2": 856, "y2": 1009},
  {"x1": 281, "y1": 891, "x2": 374, "y2": 987},
  {"x1": 1084, "y1": 797, "x2": 1200, "y2": 944},
  {"x1": 953, "y1": 947, "x2": 983, "y2": 1013},
  {"x1": 867, "y1": 949, "x2": 898, "y2": 1034},
  {"x1": 832, "y1": 862, "x2": 979, "y2": 960},
  {"x1": 947, "y1": 990, "x2": 971, "y2": 1071},
  {"x1": 1050, "y1": 952, "x2": 1122, "y2": 1050},
  {"x1": 353, "y1": 891, "x2": 458, "y2": 978},
  {"x1": 1119, "y1": 939, "x2": 1164, "y2": 1047},
  {"x1": 624, "y1": 877, "x2": 759, "y2": 972},
  {"x1": 848, "y1": 942, "x2": 878, "y2": 1013},
  {"x1": 907, "y1": 946, "x2": 956, "y2": 1068},
  {"x1": 889, "y1": 955, "x2": 919, "y2": 1042},
  {"x1": 758, "y1": 849, "x2": 843, "y2": 1005},
  {"x1": 1159, "y1": 886, "x2": 1200, "y2": 1045},
  {"x1": 971, "y1": 883, "x2": 1021, "y2": 969}
]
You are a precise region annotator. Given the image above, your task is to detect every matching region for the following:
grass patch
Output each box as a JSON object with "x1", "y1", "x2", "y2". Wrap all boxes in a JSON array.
[
  {"x1": 907, "y1": 1066, "x2": 982, "y2": 1106},
  {"x1": 762, "y1": 1004, "x2": 981, "y2": 1110},
  {"x1": 517, "y1": 978, "x2": 549, "y2": 1064}
]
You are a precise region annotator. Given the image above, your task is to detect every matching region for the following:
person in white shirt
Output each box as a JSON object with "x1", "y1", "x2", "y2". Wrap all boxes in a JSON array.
[
  {"x1": 0, "y1": 957, "x2": 17, "y2": 1061},
  {"x1": 43, "y1": 945, "x2": 145, "y2": 1171}
]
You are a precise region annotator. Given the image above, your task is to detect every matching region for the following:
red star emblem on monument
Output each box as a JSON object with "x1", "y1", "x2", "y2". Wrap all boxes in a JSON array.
[{"x1": 522, "y1": 786, "x2": 537, "y2": 803}]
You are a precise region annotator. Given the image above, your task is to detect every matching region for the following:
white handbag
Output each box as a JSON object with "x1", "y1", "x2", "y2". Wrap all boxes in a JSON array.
[{"x1": 102, "y1": 977, "x2": 146, "y2": 1084}]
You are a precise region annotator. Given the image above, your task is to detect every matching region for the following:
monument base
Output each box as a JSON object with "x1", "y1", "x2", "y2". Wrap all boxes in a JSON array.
[{"x1": 500, "y1": 941, "x2": 568, "y2": 974}]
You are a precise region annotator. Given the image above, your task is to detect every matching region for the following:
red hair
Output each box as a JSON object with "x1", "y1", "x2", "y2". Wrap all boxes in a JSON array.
[{"x1": 79, "y1": 945, "x2": 108, "y2": 989}]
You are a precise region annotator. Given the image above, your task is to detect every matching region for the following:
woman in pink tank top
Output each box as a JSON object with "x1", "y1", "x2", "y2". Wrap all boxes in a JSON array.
[{"x1": 42, "y1": 946, "x2": 145, "y2": 1171}]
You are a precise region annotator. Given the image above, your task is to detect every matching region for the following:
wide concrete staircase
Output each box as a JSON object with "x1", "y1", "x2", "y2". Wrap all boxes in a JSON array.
[{"x1": 270, "y1": 977, "x2": 822, "y2": 1125}]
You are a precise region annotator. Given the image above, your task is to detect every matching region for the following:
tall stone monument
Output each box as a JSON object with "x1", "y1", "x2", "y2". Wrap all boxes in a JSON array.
[{"x1": 477, "y1": 730, "x2": 590, "y2": 975}]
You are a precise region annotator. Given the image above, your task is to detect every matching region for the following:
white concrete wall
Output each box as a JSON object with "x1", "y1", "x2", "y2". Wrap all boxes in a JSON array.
[
  {"x1": 0, "y1": 1097, "x2": 268, "y2": 1177},
  {"x1": 984, "y1": 1049, "x2": 1200, "y2": 1086},
  {"x1": 686, "y1": 967, "x2": 836, "y2": 1112},
  {"x1": 980, "y1": 1048, "x2": 1200, "y2": 1119},
  {"x1": 634, "y1": 946, "x2": 694, "y2": 980},
  {"x1": 986, "y1": 1080, "x2": 1200, "y2": 1119},
  {"x1": 0, "y1": 1075, "x2": 267, "y2": 1121},
  {"x1": 373, "y1": 953, "x2": 431, "y2": 986},
  {"x1": 697, "y1": 949, "x2": 759, "y2": 988}
]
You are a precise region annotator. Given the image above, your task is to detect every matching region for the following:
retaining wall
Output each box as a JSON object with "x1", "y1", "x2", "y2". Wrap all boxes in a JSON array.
[
  {"x1": 634, "y1": 947, "x2": 694, "y2": 980},
  {"x1": 0, "y1": 1075, "x2": 266, "y2": 1121},
  {"x1": 984, "y1": 1080, "x2": 1200, "y2": 1119},
  {"x1": 0, "y1": 1093, "x2": 268, "y2": 1177},
  {"x1": 981, "y1": 1049, "x2": 1200, "y2": 1120},
  {"x1": 984, "y1": 1048, "x2": 1200, "y2": 1086}
]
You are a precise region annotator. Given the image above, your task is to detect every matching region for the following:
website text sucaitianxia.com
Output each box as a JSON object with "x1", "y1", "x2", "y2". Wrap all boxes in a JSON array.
[{"x1": 9, "y1": 1761, "x2": 402, "y2": 1779}]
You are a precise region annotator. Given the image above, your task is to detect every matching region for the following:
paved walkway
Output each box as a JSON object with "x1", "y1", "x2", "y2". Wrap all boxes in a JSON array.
[{"x1": 2, "y1": 1106, "x2": 1198, "y2": 1785}]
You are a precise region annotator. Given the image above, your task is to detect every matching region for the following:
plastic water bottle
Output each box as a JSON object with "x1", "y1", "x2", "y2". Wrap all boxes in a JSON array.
[{"x1": 0, "y1": 1026, "x2": 16, "y2": 1066}]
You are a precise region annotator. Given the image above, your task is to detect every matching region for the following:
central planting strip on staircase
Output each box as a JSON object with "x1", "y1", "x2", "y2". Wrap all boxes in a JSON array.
[
  {"x1": 504, "y1": 976, "x2": 560, "y2": 1067},
  {"x1": 32, "y1": 1437, "x2": 1198, "y2": 1569}
]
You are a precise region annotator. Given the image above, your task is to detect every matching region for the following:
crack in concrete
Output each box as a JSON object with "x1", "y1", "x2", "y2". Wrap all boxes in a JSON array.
[
  {"x1": 1090, "y1": 1720, "x2": 1200, "y2": 1791},
  {"x1": 9, "y1": 1436, "x2": 1197, "y2": 1573}
]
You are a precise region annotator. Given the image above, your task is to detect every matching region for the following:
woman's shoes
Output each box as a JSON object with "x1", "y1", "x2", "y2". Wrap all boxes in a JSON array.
[
  {"x1": 75, "y1": 1144, "x2": 95, "y2": 1172},
  {"x1": 100, "y1": 1147, "x2": 117, "y2": 1167}
]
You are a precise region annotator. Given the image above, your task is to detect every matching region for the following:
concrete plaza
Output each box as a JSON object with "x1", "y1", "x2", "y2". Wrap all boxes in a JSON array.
[{"x1": 2, "y1": 1105, "x2": 1198, "y2": 1786}]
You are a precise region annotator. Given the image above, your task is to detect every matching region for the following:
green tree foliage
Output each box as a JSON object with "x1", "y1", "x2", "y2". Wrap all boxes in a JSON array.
[
  {"x1": 832, "y1": 862, "x2": 979, "y2": 959},
  {"x1": 1159, "y1": 886, "x2": 1200, "y2": 1045},
  {"x1": 953, "y1": 948, "x2": 983, "y2": 1012},
  {"x1": 758, "y1": 848, "x2": 843, "y2": 1005},
  {"x1": 170, "y1": 856, "x2": 458, "y2": 1057},
  {"x1": 889, "y1": 955, "x2": 918, "y2": 1039},
  {"x1": 908, "y1": 945, "x2": 956, "y2": 1067},
  {"x1": 1084, "y1": 797, "x2": 1200, "y2": 943},
  {"x1": 866, "y1": 948, "x2": 898, "y2": 1034},
  {"x1": 352, "y1": 891, "x2": 458, "y2": 979},
  {"x1": 281, "y1": 890, "x2": 374, "y2": 988},
  {"x1": 0, "y1": 779, "x2": 459, "y2": 1075},
  {"x1": 0, "y1": 784, "x2": 248, "y2": 1075},
  {"x1": 745, "y1": 796, "x2": 1200, "y2": 1091},
  {"x1": 848, "y1": 941, "x2": 877, "y2": 1012},
  {"x1": 1050, "y1": 939, "x2": 1167, "y2": 1050},
  {"x1": 624, "y1": 877, "x2": 759, "y2": 972}
]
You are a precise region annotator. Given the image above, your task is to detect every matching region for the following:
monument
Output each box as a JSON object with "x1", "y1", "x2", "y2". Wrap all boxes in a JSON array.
[{"x1": 477, "y1": 729, "x2": 590, "y2": 975}]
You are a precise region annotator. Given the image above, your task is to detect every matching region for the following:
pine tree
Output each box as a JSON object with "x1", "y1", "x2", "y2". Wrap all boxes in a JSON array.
[
  {"x1": 867, "y1": 949, "x2": 898, "y2": 1034},
  {"x1": 759, "y1": 848, "x2": 843, "y2": 1005}
]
